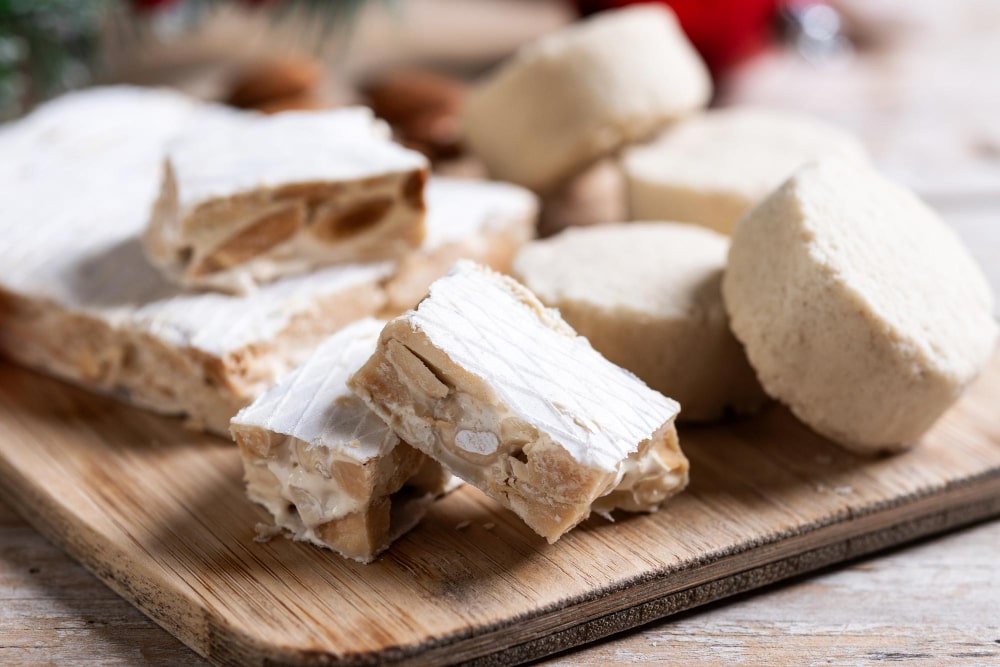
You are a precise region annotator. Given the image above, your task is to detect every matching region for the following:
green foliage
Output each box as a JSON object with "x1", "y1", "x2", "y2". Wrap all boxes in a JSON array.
[
  {"x1": 0, "y1": 0, "x2": 111, "y2": 119},
  {"x1": 0, "y1": 0, "x2": 384, "y2": 120}
]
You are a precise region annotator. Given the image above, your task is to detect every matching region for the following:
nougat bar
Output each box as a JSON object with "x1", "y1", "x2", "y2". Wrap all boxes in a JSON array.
[
  {"x1": 0, "y1": 87, "x2": 389, "y2": 434},
  {"x1": 231, "y1": 319, "x2": 451, "y2": 562},
  {"x1": 144, "y1": 107, "x2": 429, "y2": 292},
  {"x1": 349, "y1": 261, "x2": 689, "y2": 543},
  {"x1": 0, "y1": 88, "x2": 537, "y2": 435}
]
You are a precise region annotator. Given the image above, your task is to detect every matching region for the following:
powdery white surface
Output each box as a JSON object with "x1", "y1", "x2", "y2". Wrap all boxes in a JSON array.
[
  {"x1": 796, "y1": 161, "x2": 995, "y2": 382},
  {"x1": 168, "y1": 107, "x2": 427, "y2": 210},
  {"x1": 422, "y1": 177, "x2": 537, "y2": 249},
  {"x1": 0, "y1": 86, "x2": 199, "y2": 300},
  {"x1": 409, "y1": 261, "x2": 679, "y2": 471},
  {"x1": 625, "y1": 108, "x2": 866, "y2": 200},
  {"x1": 624, "y1": 108, "x2": 868, "y2": 233},
  {"x1": 513, "y1": 222, "x2": 728, "y2": 318},
  {"x1": 232, "y1": 319, "x2": 397, "y2": 462},
  {"x1": 723, "y1": 158, "x2": 998, "y2": 450},
  {"x1": 0, "y1": 87, "x2": 485, "y2": 360},
  {"x1": 125, "y1": 264, "x2": 390, "y2": 356}
]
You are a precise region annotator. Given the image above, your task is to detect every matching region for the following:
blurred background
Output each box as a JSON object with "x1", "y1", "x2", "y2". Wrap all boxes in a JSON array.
[{"x1": 2, "y1": 0, "x2": 997, "y2": 293}]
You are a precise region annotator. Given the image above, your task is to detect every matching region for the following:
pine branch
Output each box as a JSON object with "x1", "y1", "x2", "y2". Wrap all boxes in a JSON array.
[{"x1": 0, "y1": 0, "x2": 390, "y2": 118}]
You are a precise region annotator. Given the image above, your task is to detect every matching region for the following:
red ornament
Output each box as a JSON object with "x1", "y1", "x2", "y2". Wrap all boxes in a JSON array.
[
  {"x1": 129, "y1": 0, "x2": 181, "y2": 10},
  {"x1": 575, "y1": 0, "x2": 780, "y2": 74},
  {"x1": 130, "y1": 0, "x2": 275, "y2": 10}
]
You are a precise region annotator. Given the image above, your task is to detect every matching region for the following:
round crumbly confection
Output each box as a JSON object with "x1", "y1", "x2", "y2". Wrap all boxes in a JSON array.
[
  {"x1": 461, "y1": 5, "x2": 711, "y2": 193},
  {"x1": 624, "y1": 108, "x2": 868, "y2": 234},
  {"x1": 723, "y1": 158, "x2": 998, "y2": 453},
  {"x1": 512, "y1": 222, "x2": 767, "y2": 422}
]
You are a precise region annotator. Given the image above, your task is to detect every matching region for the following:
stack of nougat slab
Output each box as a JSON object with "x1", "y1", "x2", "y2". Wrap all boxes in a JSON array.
[{"x1": 0, "y1": 86, "x2": 537, "y2": 435}]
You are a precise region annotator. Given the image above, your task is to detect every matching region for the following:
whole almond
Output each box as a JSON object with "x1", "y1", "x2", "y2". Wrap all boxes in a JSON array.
[
  {"x1": 193, "y1": 203, "x2": 305, "y2": 276},
  {"x1": 311, "y1": 197, "x2": 394, "y2": 242},
  {"x1": 364, "y1": 68, "x2": 466, "y2": 125},
  {"x1": 254, "y1": 92, "x2": 329, "y2": 115},
  {"x1": 226, "y1": 57, "x2": 323, "y2": 109}
]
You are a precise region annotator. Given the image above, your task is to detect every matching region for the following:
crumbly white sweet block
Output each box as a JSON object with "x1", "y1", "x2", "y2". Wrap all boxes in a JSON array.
[
  {"x1": 512, "y1": 222, "x2": 767, "y2": 422},
  {"x1": 0, "y1": 88, "x2": 534, "y2": 435},
  {"x1": 723, "y1": 159, "x2": 998, "y2": 453},
  {"x1": 383, "y1": 177, "x2": 538, "y2": 313},
  {"x1": 349, "y1": 261, "x2": 689, "y2": 543},
  {"x1": 624, "y1": 108, "x2": 868, "y2": 234},
  {"x1": 462, "y1": 5, "x2": 710, "y2": 193},
  {"x1": 0, "y1": 87, "x2": 392, "y2": 435},
  {"x1": 143, "y1": 108, "x2": 430, "y2": 293},
  {"x1": 0, "y1": 266, "x2": 388, "y2": 435},
  {"x1": 231, "y1": 319, "x2": 451, "y2": 563}
]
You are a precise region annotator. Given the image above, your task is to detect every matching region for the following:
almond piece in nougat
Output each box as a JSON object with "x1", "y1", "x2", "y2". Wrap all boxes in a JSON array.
[
  {"x1": 348, "y1": 261, "x2": 689, "y2": 543},
  {"x1": 231, "y1": 319, "x2": 453, "y2": 563},
  {"x1": 143, "y1": 107, "x2": 429, "y2": 293}
]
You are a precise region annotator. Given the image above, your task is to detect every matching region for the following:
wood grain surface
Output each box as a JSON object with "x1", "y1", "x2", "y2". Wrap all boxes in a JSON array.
[
  {"x1": 0, "y1": 494, "x2": 204, "y2": 666},
  {"x1": 548, "y1": 519, "x2": 1000, "y2": 666},
  {"x1": 4, "y1": 496, "x2": 998, "y2": 666},
  {"x1": 0, "y1": 351, "x2": 998, "y2": 666}
]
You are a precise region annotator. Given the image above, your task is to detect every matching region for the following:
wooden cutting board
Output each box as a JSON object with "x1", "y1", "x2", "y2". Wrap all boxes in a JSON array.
[{"x1": 0, "y1": 354, "x2": 998, "y2": 667}]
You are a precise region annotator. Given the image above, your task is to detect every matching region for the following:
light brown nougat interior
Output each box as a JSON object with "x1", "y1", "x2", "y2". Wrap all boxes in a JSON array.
[
  {"x1": 233, "y1": 423, "x2": 449, "y2": 562},
  {"x1": 0, "y1": 279, "x2": 384, "y2": 435},
  {"x1": 147, "y1": 168, "x2": 428, "y2": 291},
  {"x1": 349, "y1": 320, "x2": 689, "y2": 543}
]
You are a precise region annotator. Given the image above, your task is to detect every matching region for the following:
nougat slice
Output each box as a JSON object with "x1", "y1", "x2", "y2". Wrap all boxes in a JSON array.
[
  {"x1": 231, "y1": 319, "x2": 451, "y2": 562},
  {"x1": 349, "y1": 261, "x2": 689, "y2": 543},
  {"x1": 144, "y1": 107, "x2": 429, "y2": 292},
  {"x1": 0, "y1": 87, "x2": 393, "y2": 436}
]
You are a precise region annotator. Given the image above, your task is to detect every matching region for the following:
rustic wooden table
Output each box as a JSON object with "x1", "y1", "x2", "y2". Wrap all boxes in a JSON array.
[{"x1": 2, "y1": 494, "x2": 997, "y2": 666}]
